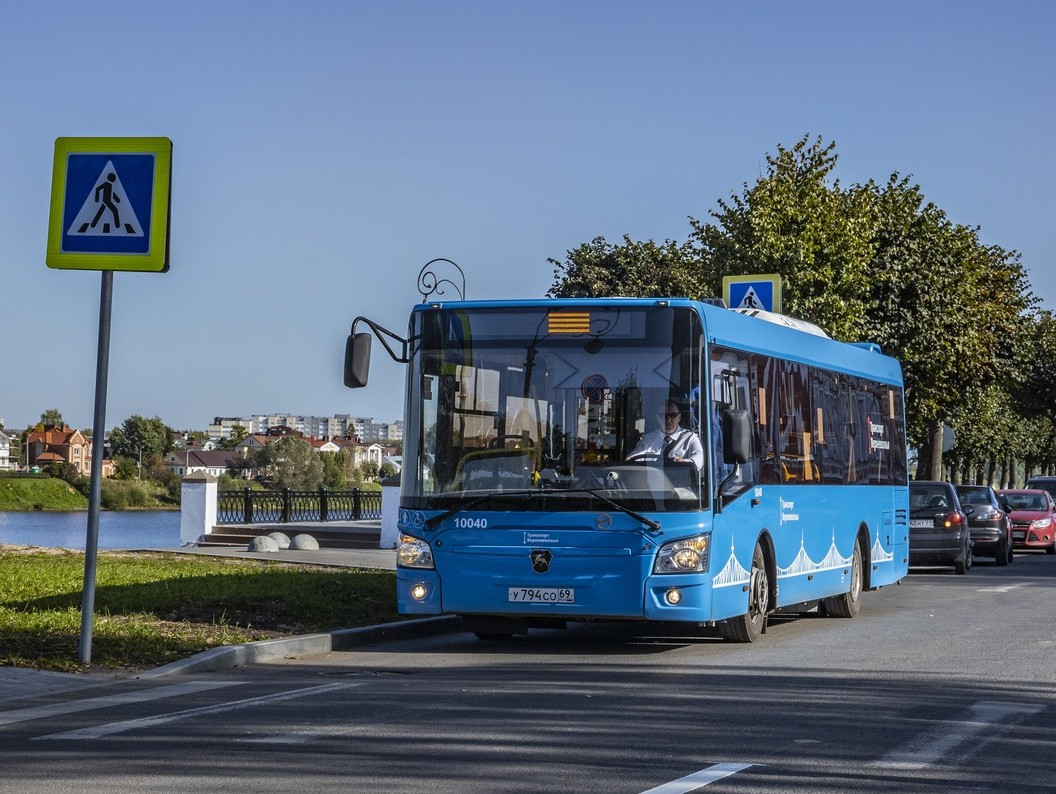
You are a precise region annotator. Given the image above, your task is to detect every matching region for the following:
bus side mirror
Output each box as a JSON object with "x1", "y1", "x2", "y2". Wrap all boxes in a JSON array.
[
  {"x1": 344, "y1": 332, "x2": 372, "y2": 388},
  {"x1": 722, "y1": 408, "x2": 751, "y2": 465}
]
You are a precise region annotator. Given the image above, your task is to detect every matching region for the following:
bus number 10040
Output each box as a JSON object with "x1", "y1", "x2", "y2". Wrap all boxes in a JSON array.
[{"x1": 454, "y1": 517, "x2": 488, "y2": 528}]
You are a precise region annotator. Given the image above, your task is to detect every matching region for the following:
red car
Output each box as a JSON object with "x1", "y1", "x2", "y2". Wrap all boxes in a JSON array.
[{"x1": 996, "y1": 489, "x2": 1056, "y2": 554}]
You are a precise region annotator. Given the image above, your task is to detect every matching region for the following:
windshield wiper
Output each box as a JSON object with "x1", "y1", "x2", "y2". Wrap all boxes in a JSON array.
[
  {"x1": 556, "y1": 488, "x2": 662, "y2": 533},
  {"x1": 423, "y1": 487, "x2": 661, "y2": 534}
]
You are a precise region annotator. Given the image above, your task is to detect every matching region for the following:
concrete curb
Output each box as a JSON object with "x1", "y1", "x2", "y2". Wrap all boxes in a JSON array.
[{"x1": 136, "y1": 616, "x2": 463, "y2": 678}]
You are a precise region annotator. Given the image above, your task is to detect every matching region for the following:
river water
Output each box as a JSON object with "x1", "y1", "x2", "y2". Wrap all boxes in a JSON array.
[{"x1": 0, "y1": 511, "x2": 181, "y2": 550}]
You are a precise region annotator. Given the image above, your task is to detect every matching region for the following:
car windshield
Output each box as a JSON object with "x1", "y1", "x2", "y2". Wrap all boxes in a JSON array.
[
  {"x1": 1001, "y1": 492, "x2": 1048, "y2": 510},
  {"x1": 956, "y1": 488, "x2": 989, "y2": 505},
  {"x1": 910, "y1": 486, "x2": 950, "y2": 509}
]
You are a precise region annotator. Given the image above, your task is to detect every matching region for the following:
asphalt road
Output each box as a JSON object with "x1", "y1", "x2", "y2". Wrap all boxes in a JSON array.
[{"x1": 1, "y1": 552, "x2": 1054, "y2": 793}]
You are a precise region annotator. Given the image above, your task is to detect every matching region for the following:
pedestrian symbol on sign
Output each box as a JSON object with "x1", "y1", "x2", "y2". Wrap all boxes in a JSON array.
[
  {"x1": 736, "y1": 286, "x2": 762, "y2": 310},
  {"x1": 66, "y1": 161, "x2": 143, "y2": 238}
]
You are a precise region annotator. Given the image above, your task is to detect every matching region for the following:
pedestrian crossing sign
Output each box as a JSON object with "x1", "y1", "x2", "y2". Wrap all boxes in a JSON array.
[
  {"x1": 46, "y1": 137, "x2": 172, "y2": 272},
  {"x1": 723, "y1": 274, "x2": 782, "y2": 313}
]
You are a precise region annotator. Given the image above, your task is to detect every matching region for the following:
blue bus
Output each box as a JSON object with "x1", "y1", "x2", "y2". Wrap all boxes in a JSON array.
[{"x1": 345, "y1": 298, "x2": 909, "y2": 642}]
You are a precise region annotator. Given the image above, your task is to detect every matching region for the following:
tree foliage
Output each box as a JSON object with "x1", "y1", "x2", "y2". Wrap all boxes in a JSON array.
[
  {"x1": 39, "y1": 409, "x2": 64, "y2": 427},
  {"x1": 548, "y1": 134, "x2": 1041, "y2": 482},
  {"x1": 258, "y1": 436, "x2": 323, "y2": 490},
  {"x1": 108, "y1": 415, "x2": 173, "y2": 460},
  {"x1": 548, "y1": 236, "x2": 705, "y2": 299},
  {"x1": 691, "y1": 135, "x2": 879, "y2": 340}
]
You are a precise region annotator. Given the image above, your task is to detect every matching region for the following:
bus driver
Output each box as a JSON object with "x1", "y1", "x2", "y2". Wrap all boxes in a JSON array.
[{"x1": 627, "y1": 399, "x2": 705, "y2": 471}]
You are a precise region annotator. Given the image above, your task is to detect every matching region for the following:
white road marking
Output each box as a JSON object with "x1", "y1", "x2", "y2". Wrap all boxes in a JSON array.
[
  {"x1": 638, "y1": 763, "x2": 753, "y2": 793},
  {"x1": 0, "y1": 680, "x2": 242, "y2": 727},
  {"x1": 977, "y1": 582, "x2": 1031, "y2": 593},
  {"x1": 34, "y1": 681, "x2": 361, "y2": 740},
  {"x1": 875, "y1": 700, "x2": 1042, "y2": 770}
]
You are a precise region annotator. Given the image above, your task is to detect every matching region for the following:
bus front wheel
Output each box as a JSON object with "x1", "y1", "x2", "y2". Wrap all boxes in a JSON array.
[
  {"x1": 823, "y1": 542, "x2": 862, "y2": 618},
  {"x1": 719, "y1": 543, "x2": 769, "y2": 643}
]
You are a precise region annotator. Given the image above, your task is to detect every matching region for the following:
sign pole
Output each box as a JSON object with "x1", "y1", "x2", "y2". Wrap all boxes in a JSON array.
[{"x1": 78, "y1": 270, "x2": 114, "y2": 664}]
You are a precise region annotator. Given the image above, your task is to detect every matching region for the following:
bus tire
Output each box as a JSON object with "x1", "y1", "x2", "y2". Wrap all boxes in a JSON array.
[
  {"x1": 823, "y1": 542, "x2": 862, "y2": 619},
  {"x1": 719, "y1": 543, "x2": 769, "y2": 643}
]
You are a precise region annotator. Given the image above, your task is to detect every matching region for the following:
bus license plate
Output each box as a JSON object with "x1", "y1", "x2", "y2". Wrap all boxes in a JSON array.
[{"x1": 508, "y1": 587, "x2": 574, "y2": 604}]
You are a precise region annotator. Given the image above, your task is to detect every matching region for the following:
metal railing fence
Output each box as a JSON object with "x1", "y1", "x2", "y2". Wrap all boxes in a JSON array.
[{"x1": 216, "y1": 487, "x2": 382, "y2": 524}]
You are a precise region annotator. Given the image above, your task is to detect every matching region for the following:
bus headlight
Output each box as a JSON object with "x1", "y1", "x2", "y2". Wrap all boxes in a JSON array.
[
  {"x1": 398, "y1": 535, "x2": 434, "y2": 569},
  {"x1": 654, "y1": 534, "x2": 710, "y2": 574}
]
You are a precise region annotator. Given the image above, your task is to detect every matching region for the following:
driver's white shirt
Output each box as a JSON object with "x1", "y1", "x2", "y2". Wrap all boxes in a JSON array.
[{"x1": 629, "y1": 428, "x2": 704, "y2": 470}]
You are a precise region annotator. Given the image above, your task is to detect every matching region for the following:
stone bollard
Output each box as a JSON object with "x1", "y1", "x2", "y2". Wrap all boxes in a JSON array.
[{"x1": 180, "y1": 471, "x2": 218, "y2": 546}]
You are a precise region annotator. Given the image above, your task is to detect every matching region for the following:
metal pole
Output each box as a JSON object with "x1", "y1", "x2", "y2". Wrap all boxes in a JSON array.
[{"x1": 79, "y1": 270, "x2": 113, "y2": 665}]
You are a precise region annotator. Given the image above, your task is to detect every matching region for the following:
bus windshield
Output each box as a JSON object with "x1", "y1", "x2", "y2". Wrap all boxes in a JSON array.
[{"x1": 403, "y1": 304, "x2": 707, "y2": 513}]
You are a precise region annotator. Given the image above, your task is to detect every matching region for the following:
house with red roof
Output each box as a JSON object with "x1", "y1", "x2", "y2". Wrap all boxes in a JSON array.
[{"x1": 26, "y1": 425, "x2": 93, "y2": 475}]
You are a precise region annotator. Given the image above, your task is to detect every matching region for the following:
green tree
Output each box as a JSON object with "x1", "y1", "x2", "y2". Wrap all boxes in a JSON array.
[
  {"x1": 112, "y1": 456, "x2": 140, "y2": 480},
  {"x1": 261, "y1": 436, "x2": 323, "y2": 490},
  {"x1": 690, "y1": 134, "x2": 879, "y2": 340},
  {"x1": 1008, "y1": 311, "x2": 1056, "y2": 478},
  {"x1": 215, "y1": 425, "x2": 249, "y2": 450},
  {"x1": 108, "y1": 415, "x2": 172, "y2": 472},
  {"x1": 320, "y1": 451, "x2": 348, "y2": 489},
  {"x1": 31, "y1": 409, "x2": 66, "y2": 432},
  {"x1": 548, "y1": 235, "x2": 704, "y2": 299},
  {"x1": 360, "y1": 461, "x2": 380, "y2": 482},
  {"x1": 860, "y1": 175, "x2": 1034, "y2": 477},
  {"x1": 40, "y1": 408, "x2": 64, "y2": 427}
]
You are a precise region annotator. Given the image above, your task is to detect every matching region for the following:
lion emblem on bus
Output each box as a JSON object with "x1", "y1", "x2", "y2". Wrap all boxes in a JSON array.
[{"x1": 530, "y1": 549, "x2": 552, "y2": 573}]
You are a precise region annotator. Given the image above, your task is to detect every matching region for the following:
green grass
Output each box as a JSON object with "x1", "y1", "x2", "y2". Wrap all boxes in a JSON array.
[
  {"x1": 0, "y1": 549, "x2": 399, "y2": 672},
  {"x1": 0, "y1": 477, "x2": 88, "y2": 511}
]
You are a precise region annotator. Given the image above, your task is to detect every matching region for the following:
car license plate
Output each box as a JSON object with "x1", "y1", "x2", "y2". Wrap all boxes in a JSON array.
[
  {"x1": 508, "y1": 587, "x2": 574, "y2": 604},
  {"x1": 910, "y1": 519, "x2": 933, "y2": 529},
  {"x1": 1013, "y1": 531, "x2": 1026, "y2": 540}
]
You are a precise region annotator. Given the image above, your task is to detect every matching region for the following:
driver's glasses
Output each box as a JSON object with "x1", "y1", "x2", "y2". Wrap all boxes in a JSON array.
[{"x1": 659, "y1": 412, "x2": 680, "y2": 419}]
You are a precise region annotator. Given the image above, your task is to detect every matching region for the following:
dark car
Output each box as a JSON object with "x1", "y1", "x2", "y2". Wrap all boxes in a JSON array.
[
  {"x1": 955, "y1": 484, "x2": 1014, "y2": 566},
  {"x1": 909, "y1": 481, "x2": 972, "y2": 573},
  {"x1": 1025, "y1": 476, "x2": 1056, "y2": 502},
  {"x1": 996, "y1": 488, "x2": 1056, "y2": 555}
]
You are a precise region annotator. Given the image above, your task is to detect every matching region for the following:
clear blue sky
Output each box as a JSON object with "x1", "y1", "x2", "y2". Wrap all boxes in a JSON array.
[{"x1": 2, "y1": 1, "x2": 1053, "y2": 433}]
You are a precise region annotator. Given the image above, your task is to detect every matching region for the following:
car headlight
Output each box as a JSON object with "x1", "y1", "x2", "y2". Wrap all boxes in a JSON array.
[
  {"x1": 1031, "y1": 518, "x2": 1052, "y2": 529},
  {"x1": 654, "y1": 534, "x2": 710, "y2": 574},
  {"x1": 398, "y1": 535, "x2": 434, "y2": 569}
]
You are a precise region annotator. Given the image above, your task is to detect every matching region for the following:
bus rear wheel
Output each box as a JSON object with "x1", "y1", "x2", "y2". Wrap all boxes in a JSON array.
[
  {"x1": 719, "y1": 543, "x2": 769, "y2": 643},
  {"x1": 823, "y1": 542, "x2": 862, "y2": 618}
]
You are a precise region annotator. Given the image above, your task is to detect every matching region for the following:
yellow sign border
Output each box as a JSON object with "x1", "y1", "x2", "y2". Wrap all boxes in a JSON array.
[
  {"x1": 46, "y1": 137, "x2": 172, "y2": 272},
  {"x1": 722, "y1": 274, "x2": 782, "y2": 313}
]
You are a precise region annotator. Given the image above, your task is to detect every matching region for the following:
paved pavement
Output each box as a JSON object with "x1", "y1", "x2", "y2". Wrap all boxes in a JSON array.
[{"x1": 0, "y1": 544, "x2": 461, "y2": 706}]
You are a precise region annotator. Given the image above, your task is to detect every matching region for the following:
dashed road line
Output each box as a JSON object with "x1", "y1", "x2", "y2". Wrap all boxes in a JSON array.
[
  {"x1": 0, "y1": 680, "x2": 242, "y2": 727},
  {"x1": 977, "y1": 582, "x2": 1032, "y2": 593},
  {"x1": 875, "y1": 700, "x2": 1042, "y2": 770},
  {"x1": 638, "y1": 763, "x2": 754, "y2": 792},
  {"x1": 34, "y1": 681, "x2": 363, "y2": 741}
]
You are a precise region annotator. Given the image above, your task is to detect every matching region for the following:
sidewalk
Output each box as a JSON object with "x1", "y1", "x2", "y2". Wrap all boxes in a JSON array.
[
  {"x1": 154, "y1": 544, "x2": 398, "y2": 570},
  {"x1": 0, "y1": 544, "x2": 461, "y2": 705}
]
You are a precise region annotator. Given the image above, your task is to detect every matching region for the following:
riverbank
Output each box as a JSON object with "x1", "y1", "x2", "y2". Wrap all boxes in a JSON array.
[
  {"x1": 0, "y1": 475, "x2": 177, "y2": 511},
  {"x1": 0, "y1": 477, "x2": 87, "y2": 510},
  {"x1": 0, "y1": 546, "x2": 400, "y2": 672}
]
